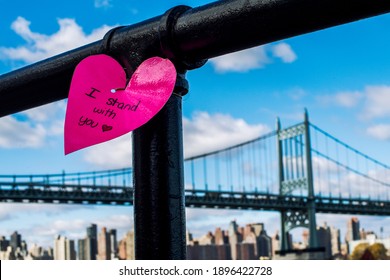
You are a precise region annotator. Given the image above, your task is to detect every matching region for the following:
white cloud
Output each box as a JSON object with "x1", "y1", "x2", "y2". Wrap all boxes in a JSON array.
[
  {"x1": 0, "y1": 204, "x2": 92, "y2": 224},
  {"x1": 0, "y1": 101, "x2": 66, "y2": 149},
  {"x1": 48, "y1": 119, "x2": 65, "y2": 136},
  {"x1": 318, "y1": 91, "x2": 362, "y2": 108},
  {"x1": 367, "y1": 124, "x2": 390, "y2": 141},
  {"x1": 23, "y1": 101, "x2": 66, "y2": 123},
  {"x1": 0, "y1": 16, "x2": 114, "y2": 63},
  {"x1": 52, "y1": 219, "x2": 87, "y2": 233},
  {"x1": 83, "y1": 134, "x2": 132, "y2": 169},
  {"x1": 209, "y1": 42, "x2": 297, "y2": 73},
  {"x1": 1, "y1": 206, "x2": 133, "y2": 247},
  {"x1": 288, "y1": 88, "x2": 306, "y2": 101},
  {"x1": 0, "y1": 211, "x2": 11, "y2": 222},
  {"x1": 95, "y1": 214, "x2": 133, "y2": 230},
  {"x1": 0, "y1": 18, "x2": 114, "y2": 148},
  {"x1": 28, "y1": 213, "x2": 133, "y2": 247},
  {"x1": 334, "y1": 92, "x2": 362, "y2": 107},
  {"x1": 0, "y1": 116, "x2": 46, "y2": 148},
  {"x1": 183, "y1": 111, "x2": 270, "y2": 158},
  {"x1": 82, "y1": 111, "x2": 269, "y2": 168},
  {"x1": 315, "y1": 85, "x2": 390, "y2": 142},
  {"x1": 210, "y1": 46, "x2": 269, "y2": 73},
  {"x1": 321, "y1": 85, "x2": 390, "y2": 118},
  {"x1": 271, "y1": 42, "x2": 297, "y2": 63},
  {"x1": 94, "y1": 0, "x2": 112, "y2": 8},
  {"x1": 10, "y1": 17, "x2": 44, "y2": 43},
  {"x1": 362, "y1": 85, "x2": 390, "y2": 119},
  {"x1": 312, "y1": 153, "x2": 390, "y2": 199}
]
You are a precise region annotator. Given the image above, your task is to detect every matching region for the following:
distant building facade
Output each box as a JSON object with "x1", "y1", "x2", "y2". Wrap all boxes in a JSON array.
[
  {"x1": 316, "y1": 223, "x2": 332, "y2": 259},
  {"x1": 10, "y1": 231, "x2": 22, "y2": 251},
  {"x1": 28, "y1": 243, "x2": 54, "y2": 260},
  {"x1": 0, "y1": 231, "x2": 28, "y2": 260},
  {"x1": 346, "y1": 217, "x2": 360, "y2": 243},
  {"x1": 86, "y1": 224, "x2": 98, "y2": 260},
  {"x1": 118, "y1": 231, "x2": 134, "y2": 260},
  {"x1": 97, "y1": 227, "x2": 111, "y2": 260},
  {"x1": 0, "y1": 236, "x2": 10, "y2": 251},
  {"x1": 109, "y1": 229, "x2": 118, "y2": 259},
  {"x1": 54, "y1": 235, "x2": 76, "y2": 260},
  {"x1": 330, "y1": 226, "x2": 341, "y2": 256},
  {"x1": 187, "y1": 221, "x2": 272, "y2": 260}
]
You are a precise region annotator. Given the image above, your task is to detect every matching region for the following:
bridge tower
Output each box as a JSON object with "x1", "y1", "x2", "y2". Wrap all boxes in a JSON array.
[{"x1": 277, "y1": 110, "x2": 318, "y2": 250}]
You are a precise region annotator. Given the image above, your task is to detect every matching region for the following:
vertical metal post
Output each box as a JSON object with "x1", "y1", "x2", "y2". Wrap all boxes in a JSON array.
[
  {"x1": 276, "y1": 118, "x2": 288, "y2": 251},
  {"x1": 303, "y1": 109, "x2": 318, "y2": 248},
  {"x1": 133, "y1": 72, "x2": 188, "y2": 260},
  {"x1": 130, "y1": 5, "x2": 205, "y2": 260}
]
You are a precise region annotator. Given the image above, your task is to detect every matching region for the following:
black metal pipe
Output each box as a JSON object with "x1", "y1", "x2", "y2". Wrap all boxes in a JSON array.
[
  {"x1": 1, "y1": 0, "x2": 390, "y2": 261},
  {"x1": 1, "y1": 0, "x2": 390, "y2": 116},
  {"x1": 0, "y1": 42, "x2": 101, "y2": 117},
  {"x1": 133, "y1": 90, "x2": 186, "y2": 260},
  {"x1": 174, "y1": 0, "x2": 390, "y2": 61},
  {"x1": 130, "y1": 7, "x2": 191, "y2": 260}
]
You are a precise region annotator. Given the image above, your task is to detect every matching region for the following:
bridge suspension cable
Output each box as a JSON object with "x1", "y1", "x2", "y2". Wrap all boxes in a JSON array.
[
  {"x1": 184, "y1": 131, "x2": 278, "y2": 194},
  {"x1": 1, "y1": 121, "x2": 390, "y2": 208},
  {"x1": 310, "y1": 123, "x2": 390, "y2": 201}
]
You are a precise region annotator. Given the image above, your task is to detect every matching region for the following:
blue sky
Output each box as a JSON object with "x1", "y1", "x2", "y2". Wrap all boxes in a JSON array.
[{"x1": 1, "y1": 0, "x2": 390, "y2": 249}]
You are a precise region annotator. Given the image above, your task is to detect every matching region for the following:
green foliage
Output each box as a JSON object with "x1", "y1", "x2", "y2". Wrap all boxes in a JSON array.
[
  {"x1": 350, "y1": 242, "x2": 388, "y2": 260},
  {"x1": 368, "y1": 243, "x2": 387, "y2": 260},
  {"x1": 350, "y1": 243, "x2": 369, "y2": 260}
]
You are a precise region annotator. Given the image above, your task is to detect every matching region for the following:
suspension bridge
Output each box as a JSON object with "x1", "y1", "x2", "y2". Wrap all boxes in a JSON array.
[{"x1": 1, "y1": 111, "x2": 390, "y2": 249}]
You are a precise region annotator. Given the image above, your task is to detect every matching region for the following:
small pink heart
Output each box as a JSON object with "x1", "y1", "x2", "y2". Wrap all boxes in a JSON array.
[{"x1": 64, "y1": 55, "x2": 176, "y2": 154}]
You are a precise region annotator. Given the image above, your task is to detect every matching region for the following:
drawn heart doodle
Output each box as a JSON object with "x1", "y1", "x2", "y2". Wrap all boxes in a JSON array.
[
  {"x1": 102, "y1": 125, "x2": 113, "y2": 132},
  {"x1": 64, "y1": 55, "x2": 176, "y2": 154}
]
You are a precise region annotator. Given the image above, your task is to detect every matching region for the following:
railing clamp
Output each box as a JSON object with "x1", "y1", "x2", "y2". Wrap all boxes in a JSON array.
[{"x1": 159, "y1": 6, "x2": 208, "y2": 71}]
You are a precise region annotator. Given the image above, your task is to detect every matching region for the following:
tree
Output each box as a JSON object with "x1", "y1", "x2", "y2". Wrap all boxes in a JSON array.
[
  {"x1": 350, "y1": 242, "x2": 388, "y2": 260},
  {"x1": 350, "y1": 243, "x2": 369, "y2": 260},
  {"x1": 368, "y1": 243, "x2": 387, "y2": 260}
]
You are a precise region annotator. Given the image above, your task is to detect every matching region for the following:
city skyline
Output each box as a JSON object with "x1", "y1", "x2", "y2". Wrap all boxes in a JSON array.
[
  {"x1": 1, "y1": 216, "x2": 388, "y2": 260},
  {"x1": 1, "y1": 0, "x2": 390, "y2": 251}
]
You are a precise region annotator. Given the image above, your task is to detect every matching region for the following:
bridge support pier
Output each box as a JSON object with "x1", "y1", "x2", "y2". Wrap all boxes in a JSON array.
[
  {"x1": 280, "y1": 210, "x2": 289, "y2": 251},
  {"x1": 304, "y1": 110, "x2": 318, "y2": 249},
  {"x1": 277, "y1": 110, "x2": 318, "y2": 251}
]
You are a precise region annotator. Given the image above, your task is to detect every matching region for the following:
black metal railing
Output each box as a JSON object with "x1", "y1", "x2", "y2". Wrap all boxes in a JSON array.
[{"x1": 1, "y1": 0, "x2": 389, "y2": 260}]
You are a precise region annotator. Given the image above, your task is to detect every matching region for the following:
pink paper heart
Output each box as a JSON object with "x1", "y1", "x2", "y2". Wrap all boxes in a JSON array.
[{"x1": 64, "y1": 54, "x2": 176, "y2": 155}]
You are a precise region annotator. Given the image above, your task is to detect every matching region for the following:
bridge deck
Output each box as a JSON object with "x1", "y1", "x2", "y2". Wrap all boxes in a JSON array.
[{"x1": 1, "y1": 183, "x2": 389, "y2": 216}]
